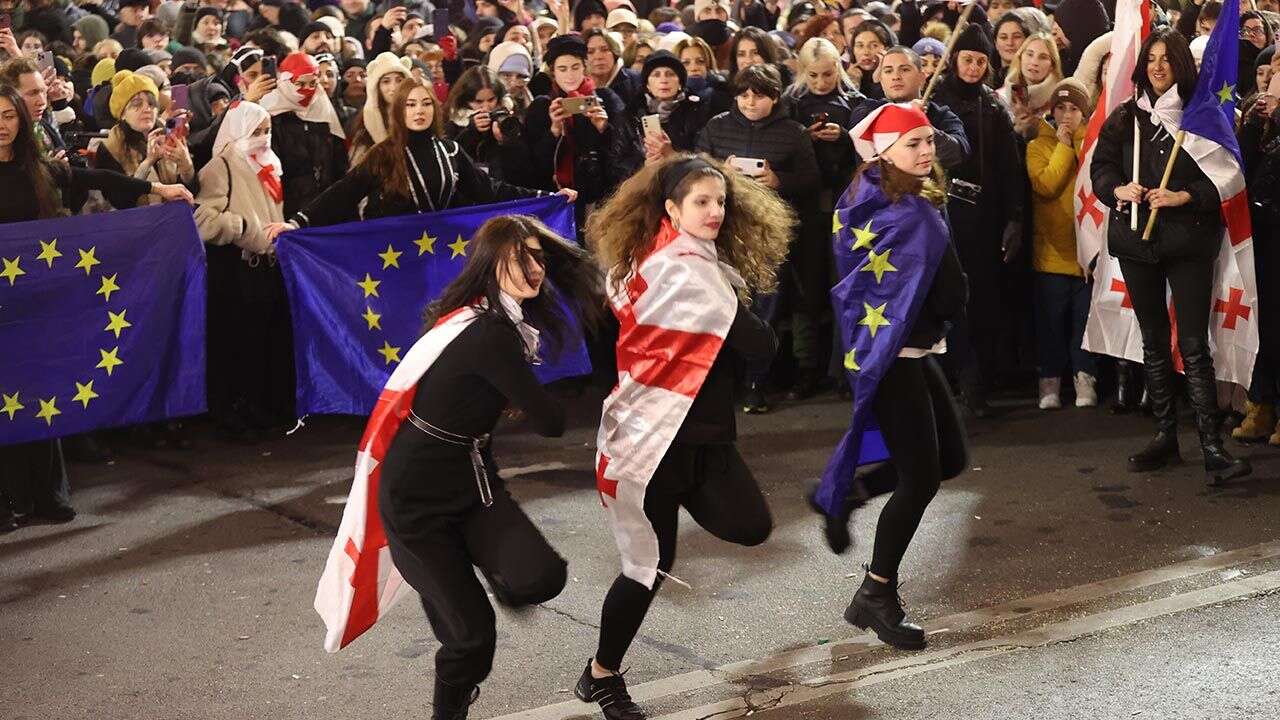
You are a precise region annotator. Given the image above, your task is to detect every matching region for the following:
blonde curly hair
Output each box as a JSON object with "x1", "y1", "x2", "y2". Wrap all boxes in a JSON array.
[{"x1": 587, "y1": 153, "x2": 795, "y2": 299}]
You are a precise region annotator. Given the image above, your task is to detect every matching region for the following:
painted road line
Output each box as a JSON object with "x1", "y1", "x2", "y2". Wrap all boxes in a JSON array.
[
  {"x1": 494, "y1": 540, "x2": 1280, "y2": 720},
  {"x1": 503, "y1": 461, "x2": 571, "y2": 478},
  {"x1": 651, "y1": 569, "x2": 1280, "y2": 720}
]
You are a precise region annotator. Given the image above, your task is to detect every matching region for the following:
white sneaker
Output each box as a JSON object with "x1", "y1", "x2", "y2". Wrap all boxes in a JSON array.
[
  {"x1": 1038, "y1": 378, "x2": 1062, "y2": 410},
  {"x1": 1074, "y1": 371, "x2": 1098, "y2": 408}
]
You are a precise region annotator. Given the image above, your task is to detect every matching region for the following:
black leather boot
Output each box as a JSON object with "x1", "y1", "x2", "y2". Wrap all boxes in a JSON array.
[
  {"x1": 1111, "y1": 361, "x2": 1141, "y2": 414},
  {"x1": 1182, "y1": 344, "x2": 1252, "y2": 485},
  {"x1": 431, "y1": 678, "x2": 479, "y2": 720},
  {"x1": 575, "y1": 661, "x2": 646, "y2": 720},
  {"x1": 844, "y1": 570, "x2": 926, "y2": 650},
  {"x1": 1128, "y1": 352, "x2": 1180, "y2": 472},
  {"x1": 742, "y1": 382, "x2": 770, "y2": 414}
]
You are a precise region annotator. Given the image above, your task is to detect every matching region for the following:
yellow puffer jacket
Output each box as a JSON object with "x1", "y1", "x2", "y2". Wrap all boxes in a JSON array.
[{"x1": 1026, "y1": 118, "x2": 1086, "y2": 277}]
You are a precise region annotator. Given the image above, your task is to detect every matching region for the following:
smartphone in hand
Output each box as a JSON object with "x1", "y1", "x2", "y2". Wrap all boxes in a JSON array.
[
  {"x1": 170, "y1": 83, "x2": 189, "y2": 111},
  {"x1": 260, "y1": 56, "x2": 277, "y2": 78},
  {"x1": 433, "y1": 8, "x2": 450, "y2": 42}
]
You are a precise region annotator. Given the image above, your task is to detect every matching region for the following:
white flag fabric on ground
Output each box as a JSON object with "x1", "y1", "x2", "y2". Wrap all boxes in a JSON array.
[
  {"x1": 314, "y1": 306, "x2": 479, "y2": 652},
  {"x1": 595, "y1": 219, "x2": 737, "y2": 590}
]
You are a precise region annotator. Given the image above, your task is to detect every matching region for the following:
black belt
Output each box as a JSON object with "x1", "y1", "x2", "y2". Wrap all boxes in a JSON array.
[{"x1": 406, "y1": 411, "x2": 494, "y2": 507}]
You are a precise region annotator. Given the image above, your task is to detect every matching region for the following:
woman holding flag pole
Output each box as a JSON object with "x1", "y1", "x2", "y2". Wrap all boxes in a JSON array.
[
  {"x1": 1089, "y1": 24, "x2": 1252, "y2": 484},
  {"x1": 313, "y1": 215, "x2": 604, "y2": 720}
]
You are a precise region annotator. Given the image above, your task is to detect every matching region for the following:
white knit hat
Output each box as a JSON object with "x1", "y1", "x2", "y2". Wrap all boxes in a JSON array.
[{"x1": 362, "y1": 52, "x2": 412, "y2": 144}]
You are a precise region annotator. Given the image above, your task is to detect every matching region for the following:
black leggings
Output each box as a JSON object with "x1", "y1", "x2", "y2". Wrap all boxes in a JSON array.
[
  {"x1": 868, "y1": 356, "x2": 969, "y2": 580},
  {"x1": 594, "y1": 444, "x2": 773, "y2": 671},
  {"x1": 1117, "y1": 257, "x2": 1215, "y2": 375},
  {"x1": 382, "y1": 485, "x2": 567, "y2": 688}
]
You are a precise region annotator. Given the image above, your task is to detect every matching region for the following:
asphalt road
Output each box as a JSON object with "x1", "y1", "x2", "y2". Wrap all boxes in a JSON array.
[{"x1": 2, "y1": 388, "x2": 1278, "y2": 720}]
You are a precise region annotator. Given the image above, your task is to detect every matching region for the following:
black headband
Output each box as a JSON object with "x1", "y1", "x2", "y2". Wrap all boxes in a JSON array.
[{"x1": 661, "y1": 157, "x2": 719, "y2": 199}]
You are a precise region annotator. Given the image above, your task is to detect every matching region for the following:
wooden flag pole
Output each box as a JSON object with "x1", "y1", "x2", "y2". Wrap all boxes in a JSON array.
[
  {"x1": 1141, "y1": 130, "x2": 1186, "y2": 241},
  {"x1": 921, "y1": 1, "x2": 977, "y2": 104}
]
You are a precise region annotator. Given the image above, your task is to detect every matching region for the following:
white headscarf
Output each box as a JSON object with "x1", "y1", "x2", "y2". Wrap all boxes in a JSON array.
[
  {"x1": 259, "y1": 52, "x2": 346, "y2": 139},
  {"x1": 211, "y1": 100, "x2": 284, "y2": 202}
]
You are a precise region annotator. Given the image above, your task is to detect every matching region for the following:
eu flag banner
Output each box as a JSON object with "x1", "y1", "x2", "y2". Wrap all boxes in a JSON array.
[
  {"x1": 276, "y1": 196, "x2": 591, "y2": 417},
  {"x1": 0, "y1": 202, "x2": 208, "y2": 446}
]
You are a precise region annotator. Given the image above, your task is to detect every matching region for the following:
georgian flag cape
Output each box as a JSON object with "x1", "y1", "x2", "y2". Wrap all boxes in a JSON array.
[
  {"x1": 1077, "y1": 0, "x2": 1258, "y2": 384},
  {"x1": 314, "y1": 299, "x2": 532, "y2": 651},
  {"x1": 595, "y1": 219, "x2": 738, "y2": 589}
]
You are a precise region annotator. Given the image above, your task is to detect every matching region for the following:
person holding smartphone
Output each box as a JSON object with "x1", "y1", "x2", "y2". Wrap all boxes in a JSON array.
[
  {"x1": 626, "y1": 50, "x2": 711, "y2": 162},
  {"x1": 91, "y1": 69, "x2": 198, "y2": 209},
  {"x1": 525, "y1": 34, "x2": 639, "y2": 231},
  {"x1": 696, "y1": 62, "x2": 820, "y2": 413}
]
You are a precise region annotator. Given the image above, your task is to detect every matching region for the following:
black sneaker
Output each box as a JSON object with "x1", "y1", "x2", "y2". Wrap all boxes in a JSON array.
[
  {"x1": 742, "y1": 383, "x2": 770, "y2": 414},
  {"x1": 575, "y1": 662, "x2": 646, "y2": 720}
]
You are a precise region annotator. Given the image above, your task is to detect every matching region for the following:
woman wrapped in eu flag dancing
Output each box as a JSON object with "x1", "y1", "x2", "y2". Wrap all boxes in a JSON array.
[{"x1": 809, "y1": 103, "x2": 969, "y2": 650}]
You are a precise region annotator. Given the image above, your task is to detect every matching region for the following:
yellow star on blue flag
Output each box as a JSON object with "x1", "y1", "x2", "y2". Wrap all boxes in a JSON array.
[
  {"x1": 862, "y1": 248, "x2": 898, "y2": 284},
  {"x1": 859, "y1": 302, "x2": 891, "y2": 338},
  {"x1": 448, "y1": 234, "x2": 470, "y2": 259},
  {"x1": 851, "y1": 221, "x2": 877, "y2": 252},
  {"x1": 1216, "y1": 81, "x2": 1235, "y2": 105},
  {"x1": 36, "y1": 239, "x2": 61, "y2": 268},
  {"x1": 1, "y1": 256, "x2": 24, "y2": 286}
]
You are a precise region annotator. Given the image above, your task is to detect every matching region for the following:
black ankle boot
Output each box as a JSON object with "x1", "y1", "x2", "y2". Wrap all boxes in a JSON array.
[
  {"x1": 575, "y1": 662, "x2": 646, "y2": 720},
  {"x1": 431, "y1": 678, "x2": 479, "y2": 720},
  {"x1": 742, "y1": 383, "x2": 770, "y2": 414},
  {"x1": 844, "y1": 570, "x2": 926, "y2": 650}
]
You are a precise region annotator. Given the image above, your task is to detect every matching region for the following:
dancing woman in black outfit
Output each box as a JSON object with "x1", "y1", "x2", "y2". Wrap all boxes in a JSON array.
[{"x1": 376, "y1": 215, "x2": 602, "y2": 719}]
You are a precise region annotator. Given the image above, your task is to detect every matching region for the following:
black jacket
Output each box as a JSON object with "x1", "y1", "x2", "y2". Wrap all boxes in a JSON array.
[
  {"x1": 446, "y1": 118, "x2": 539, "y2": 189},
  {"x1": 786, "y1": 87, "x2": 861, "y2": 193},
  {"x1": 695, "y1": 104, "x2": 820, "y2": 205},
  {"x1": 524, "y1": 86, "x2": 641, "y2": 203},
  {"x1": 930, "y1": 74, "x2": 1024, "y2": 224},
  {"x1": 624, "y1": 90, "x2": 714, "y2": 153},
  {"x1": 607, "y1": 68, "x2": 644, "y2": 109},
  {"x1": 678, "y1": 303, "x2": 777, "y2": 443},
  {"x1": 906, "y1": 240, "x2": 968, "y2": 350},
  {"x1": 292, "y1": 135, "x2": 544, "y2": 227},
  {"x1": 270, "y1": 113, "x2": 350, "y2": 217},
  {"x1": 1090, "y1": 98, "x2": 1222, "y2": 265}
]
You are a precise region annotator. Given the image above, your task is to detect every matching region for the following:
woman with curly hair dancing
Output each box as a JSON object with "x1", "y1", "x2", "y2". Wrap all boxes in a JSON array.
[{"x1": 572, "y1": 153, "x2": 794, "y2": 720}]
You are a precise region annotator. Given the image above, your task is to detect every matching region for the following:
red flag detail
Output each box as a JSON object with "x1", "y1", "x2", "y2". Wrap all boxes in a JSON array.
[{"x1": 1214, "y1": 287, "x2": 1251, "y2": 329}]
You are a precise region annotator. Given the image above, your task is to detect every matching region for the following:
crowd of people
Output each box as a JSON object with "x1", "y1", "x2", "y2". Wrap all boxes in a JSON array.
[{"x1": 1, "y1": 0, "x2": 1278, "y2": 714}]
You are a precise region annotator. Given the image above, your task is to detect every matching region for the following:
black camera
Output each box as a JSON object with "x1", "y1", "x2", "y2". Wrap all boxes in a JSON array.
[
  {"x1": 488, "y1": 109, "x2": 522, "y2": 141},
  {"x1": 947, "y1": 178, "x2": 982, "y2": 205},
  {"x1": 62, "y1": 130, "x2": 108, "y2": 168}
]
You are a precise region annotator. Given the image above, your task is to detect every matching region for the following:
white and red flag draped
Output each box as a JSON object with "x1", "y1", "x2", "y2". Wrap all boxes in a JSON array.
[
  {"x1": 314, "y1": 306, "x2": 480, "y2": 652},
  {"x1": 595, "y1": 219, "x2": 737, "y2": 589},
  {"x1": 1073, "y1": 0, "x2": 1152, "y2": 271},
  {"x1": 1080, "y1": 0, "x2": 1258, "y2": 385}
]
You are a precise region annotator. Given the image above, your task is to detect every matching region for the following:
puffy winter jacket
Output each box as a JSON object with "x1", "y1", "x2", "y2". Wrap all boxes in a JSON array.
[
  {"x1": 695, "y1": 103, "x2": 820, "y2": 205},
  {"x1": 1026, "y1": 118, "x2": 1086, "y2": 277}
]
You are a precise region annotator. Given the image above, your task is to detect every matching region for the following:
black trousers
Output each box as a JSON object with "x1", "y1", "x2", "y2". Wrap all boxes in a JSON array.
[
  {"x1": 594, "y1": 443, "x2": 772, "y2": 671},
  {"x1": 1118, "y1": 256, "x2": 1217, "y2": 429},
  {"x1": 381, "y1": 485, "x2": 567, "y2": 688},
  {"x1": 0, "y1": 440, "x2": 70, "y2": 514},
  {"x1": 867, "y1": 356, "x2": 968, "y2": 580}
]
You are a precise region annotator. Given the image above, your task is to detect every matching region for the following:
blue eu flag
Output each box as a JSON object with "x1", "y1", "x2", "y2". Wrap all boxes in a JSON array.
[
  {"x1": 814, "y1": 169, "x2": 951, "y2": 516},
  {"x1": 0, "y1": 202, "x2": 207, "y2": 446},
  {"x1": 276, "y1": 196, "x2": 592, "y2": 417}
]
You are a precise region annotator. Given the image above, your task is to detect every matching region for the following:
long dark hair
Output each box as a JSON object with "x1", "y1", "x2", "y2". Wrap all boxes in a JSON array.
[
  {"x1": 443, "y1": 66, "x2": 508, "y2": 123},
  {"x1": 0, "y1": 86, "x2": 60, "y2": 220},
  {"x1": 358, "y1": 77, "x2": 444, "y2": 201},
  {"x1": 728, "y1": 27, "x2": 779, "y2": 77},
  {"x1": 1132, "y1": 27, "x2": 1197, "y2": 102},
  {"x1": 423, "y1": 214, "x2": 605, "y2": 360}
]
